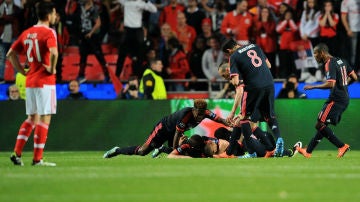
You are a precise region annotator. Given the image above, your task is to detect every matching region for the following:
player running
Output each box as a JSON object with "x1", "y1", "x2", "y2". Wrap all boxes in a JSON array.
[{"x1": 296, "y1": 43, "x2": 358, "y2": 158}]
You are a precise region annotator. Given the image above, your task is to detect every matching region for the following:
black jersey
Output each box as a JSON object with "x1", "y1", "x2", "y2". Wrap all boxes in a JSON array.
[
  {"x1": 229, "y1": 43, "x2": 274, "y2": 90},
  {"x1": 325, "y1": 57, "x2": 353, "y2": 104},
  {"x1": 161, "y1": 107, "x2": 219, "y2": 134}
]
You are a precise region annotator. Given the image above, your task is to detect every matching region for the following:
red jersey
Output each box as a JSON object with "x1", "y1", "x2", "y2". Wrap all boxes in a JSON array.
[
  {"x1": 276, "y1": 19, "x2": 299, "y2": 50},
  {"x1": 159, "y1": 4, "x2": 185, "y2": 32},
  {"x1": 318, "y1": 13, "x2": 339, "y2": 38},
  {"x1": 255, "y1": 20, "x2": 277, "y2": 53},
  {"x1": 168, "y1": 49, "x2": 189, "y2": 80},
  {"x1": 221, "y1": 11, "x2": 254, "y2": 42},
  {"x1": 175, "y1": 25, "x2": 197, "y2": 54},
  {"x1": 11, "y1": 25, "x2": 57, "y2": 87}
]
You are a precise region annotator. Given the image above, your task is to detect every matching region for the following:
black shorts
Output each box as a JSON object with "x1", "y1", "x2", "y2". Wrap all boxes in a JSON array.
[
  {"x1": 241, "y1": 85, "x2": 275, "y2": 122},
  {"x1": 144, "y1": 121, "x2": 174, "y2": 148},
  {"x1": 318, "y1": 100, "x2": 348, "y2": 125}
]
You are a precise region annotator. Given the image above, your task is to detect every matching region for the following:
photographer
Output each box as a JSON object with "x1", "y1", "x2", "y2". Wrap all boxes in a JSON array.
[
  {"x1": 277, "y1": 74, "x2": 307, "y2": 99},
  {"x1": 119, "y1": 76, "x2": 140, "y2": 99}
]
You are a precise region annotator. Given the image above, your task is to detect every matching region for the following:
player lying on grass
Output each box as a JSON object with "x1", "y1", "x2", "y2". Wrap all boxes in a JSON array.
[
  {"x1": 167, "y1": 127, "x2": 301, "y2": 158},
  {"x1": 103, "y1": 99, "x2": 232, "y2": 158},
  {"x1": 167, "y1": 135, "x2": 207, "y2": 158},
  {"x1": 205, "y1": 127, "x2": 301, "y2": 158}
]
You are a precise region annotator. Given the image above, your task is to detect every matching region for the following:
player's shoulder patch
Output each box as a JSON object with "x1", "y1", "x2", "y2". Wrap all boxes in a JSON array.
[{"x1": 145, "y1": 80, "x2": 153, "y2": 87}]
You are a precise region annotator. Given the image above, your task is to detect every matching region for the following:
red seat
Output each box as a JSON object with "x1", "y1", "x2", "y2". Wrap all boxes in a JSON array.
[
  {"x1": 62, "y1": 55, "x2": 80, "y2": 81},
  {"x1": 4, "y1": 60, "x2": 15, "y2": 81},
  {"x1": 101, "y1": 44, "x2": 116, "y2": 55},
  {"x1": 105, "y1": 54, "x2": 118, "y2": 66},
  {"x1": 85, "y1": 55, "x2": 104, "y2": 81},
  {"x1": 63, "y1": 46, "x2": 79, "y2": 55}
]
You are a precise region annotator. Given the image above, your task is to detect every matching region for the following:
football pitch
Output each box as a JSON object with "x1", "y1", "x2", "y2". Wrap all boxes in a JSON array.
[{"x1": 1, "y1": 151, "x2": 360, "y2": 202}]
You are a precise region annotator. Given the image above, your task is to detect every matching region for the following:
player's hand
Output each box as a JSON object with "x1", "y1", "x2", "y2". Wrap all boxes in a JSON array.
[
  {"x1": 213, "y1": 152, "x2": 236, "y2": 158},
  {"x1": 304, "y1": 85, "x2": 313, "y2": 90},
  {"x1": 232, "y1": 115, "x2": 242, "y2": 126},
  {"x1": 226, "y1": 112, "x2": 235, "y2": 124},
  {"x1": 225, "y1": 119, "x2": 234, "y2": 127},
  {"x1": 178, "y1": 135, "x2": 188, "y2": 145}
]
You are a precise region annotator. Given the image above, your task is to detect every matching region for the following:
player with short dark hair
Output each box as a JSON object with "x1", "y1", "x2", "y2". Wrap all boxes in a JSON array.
[
  {"x1": 103, "y1": 99, "x2": 231, "y2": 158},
  {"x1": 296, "y1": 43, "x2": 358, "y2": 158},
  {"x1": 7, "y1": 1, "x2": 58, "y2": 166},
  {"x1": 219, "y1": 38, "x2": 285, "y2": 157},
  {"x1": 167, "y1": 134, "x2": 207, "y2": 158}
]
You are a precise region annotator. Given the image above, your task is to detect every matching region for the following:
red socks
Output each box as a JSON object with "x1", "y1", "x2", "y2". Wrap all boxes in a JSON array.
[
  {"x1": 14, "y1": 119, "x2": 35, "y2": 156},
  {"x1": 33, "y1": 121, "x2": 49, "y2": 162}
]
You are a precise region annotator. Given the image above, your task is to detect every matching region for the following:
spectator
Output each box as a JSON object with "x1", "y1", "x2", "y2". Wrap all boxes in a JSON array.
[
  {"x1": 318, "y1": 0, "x2": 339, "y2": 55},
  {"x1": 75, "y1": 0, "x2": 110, "y2": 83},
  {"x1": 22, "y1": 0, "x2": 38, "y2": 30},
  {"x1": 200, "y1": 0, "x2": 227, "y2": 33},
  {"x1": 188, "y1": 36, "x2": 207, "y2": 91},
  {"x1": 267, "y1": 0, "x2": 284, "y2": 15},
  {"x1": 159, "y1": 0, "x2": 185, "y2": 32},
  {"x1": 255, "y1": 7, "x2": 278, "y2": 78},
  {"x1": 119, "y1": 75, "x2": 140, "y2": 99},
  {"x1": 197, "y1": 18, "x2": 214, "y2": 49},
  {"x1": 341, "y1": 0, "x2": 360, "y2": 74},
  {"x1": 201, "y1": 35, "x2": 225, "y2": 90},
  {"x1": 141, "y1": 48, "x2": 156, "y2": 79},
  {"x1": 147, "y1": 0, "x2": 167, "y2": 38},
  {"x1": 277, "y1": 74, "x2": 307, "y2": 99},
  {"x1": 7, "y1": 84, "x2": 21, "y2": 100},
  {"x1": 95, "y1": 0, "x2": 111, "y2": 43},
  {"x1": 220, "y1": 0, "x2": 255, "y2": 46},
  {"x1": 175, "y1": 11, "x2": 197, "y2": 54},
  {"x1": 184, "y1": 0, "x2": 206, "y2": 35},
  {"x1": 158, "y1": 23, "x2": 176, "y2": 72},
  {"x1": 66, "y1": 80, "x2": 87, "y2": 100},
  {"x1": 0, "y1": 0, "x2": 22, "y2": 84},
  {"x1": 299, "y1": 0, "x2": 321, "y2": 82},
  {"x1": 15, "y1": 67, "x2": 26, "y2": 99},
  {"x1": 166, "y1": 37, "x2": 190, "y2": 91},
  {"x1": 276, "y1": 6, "x2": 299, "y2": 78},
  {"x1": 114, "y1": 0, "x2": 157, "y2": 79},
  {"x1": 53, "y1": 12, "x2": 69, "y2": 83},
  {"x1": 139, "y1": 58, "x2": 167, "y2": 100},
  {"x1": 249, "y1": 0, "x2": 277, "y2": 21},
  {"x1": 64, "y1": 0, "x2": 79, "y2": 45}
]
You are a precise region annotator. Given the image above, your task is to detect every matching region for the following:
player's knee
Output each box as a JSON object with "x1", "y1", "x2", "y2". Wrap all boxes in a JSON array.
[
  {"x1": 315, "y1": 122, "x2": 326, "y2": 131},
  {"x1": 136, "y1": 146, "x2": 151, "y2": 156}
]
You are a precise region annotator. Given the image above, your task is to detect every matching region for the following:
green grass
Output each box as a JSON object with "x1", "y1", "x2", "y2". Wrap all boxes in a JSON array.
[{"x1": 1, "y1": 151, "x2": 360, "y2": 202}]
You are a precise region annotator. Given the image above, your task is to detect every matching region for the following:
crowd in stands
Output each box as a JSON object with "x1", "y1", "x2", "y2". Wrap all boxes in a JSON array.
[{"x1": 0, "y1": 0, "x2": 359, "y2": 94}]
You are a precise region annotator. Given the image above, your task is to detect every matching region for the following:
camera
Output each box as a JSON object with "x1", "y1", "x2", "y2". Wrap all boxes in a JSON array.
[{"x1": 129, "y1": 84, "x2": 138, "y2": 91}]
